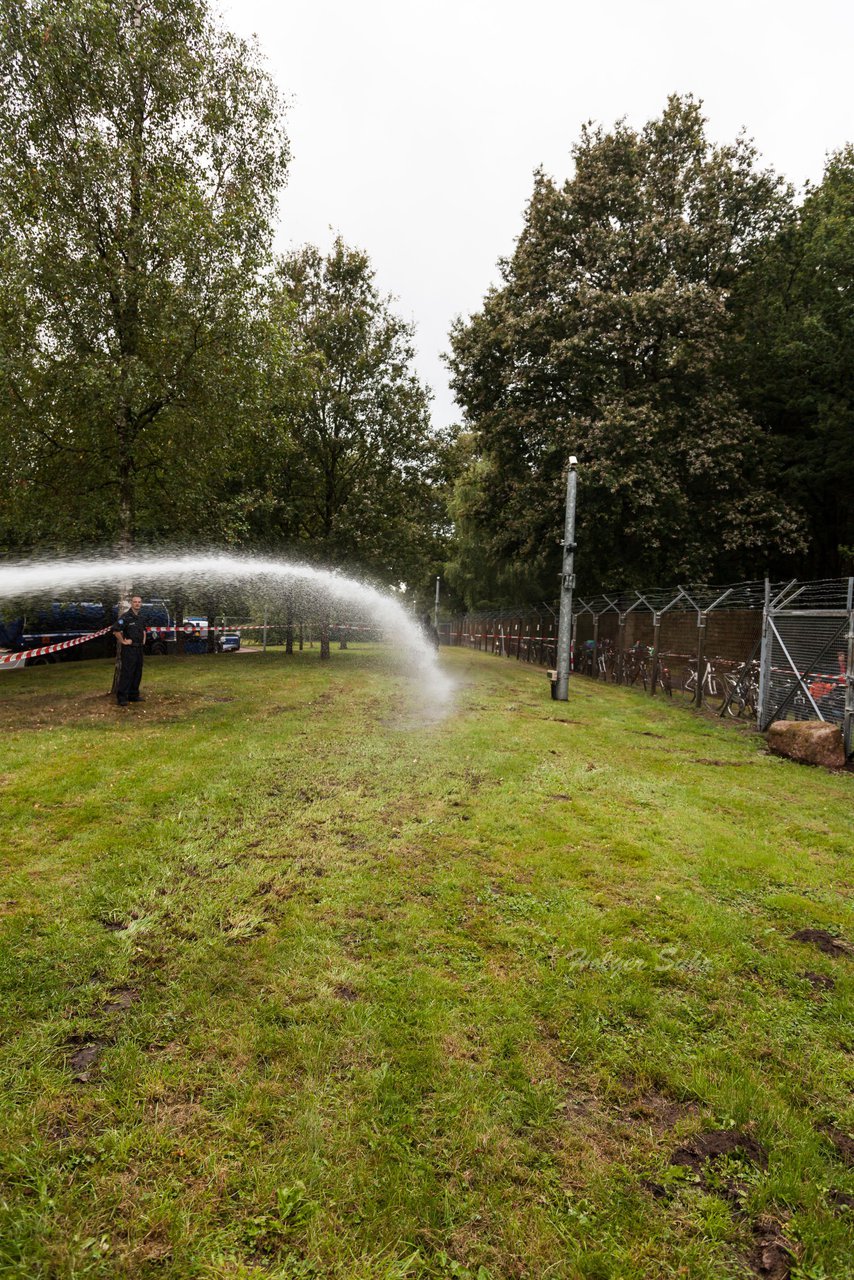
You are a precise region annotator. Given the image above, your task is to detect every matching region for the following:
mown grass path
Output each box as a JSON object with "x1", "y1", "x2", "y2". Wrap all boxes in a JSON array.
[{"x1": 0, "y1": 648, "x2": 852, "y2": 1279}]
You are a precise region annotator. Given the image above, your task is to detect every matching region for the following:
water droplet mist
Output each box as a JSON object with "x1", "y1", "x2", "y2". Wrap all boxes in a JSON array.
[{"x1": 0, "y1": 553, "x2": 453, "y2": 710}]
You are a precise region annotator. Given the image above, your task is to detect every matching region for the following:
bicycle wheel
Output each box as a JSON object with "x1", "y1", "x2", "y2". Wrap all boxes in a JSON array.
[
  {"x1": 724, "y1": 674, "x2": 746, "y2": 718},
  {"x1": 743, "y1": 684, "x2": 759, "y2": 719},
  {"x1": 704, "y1": 671, "x2": 726, "y2": 712}
]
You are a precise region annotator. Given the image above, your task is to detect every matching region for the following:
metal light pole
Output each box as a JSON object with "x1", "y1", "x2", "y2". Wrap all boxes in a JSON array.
[
  {"x1": 554, "y1": 456, "x2": 578, "y2": 701},
  {"x1": 434, "y1": 575, "x2": 440, "y2": 629}
]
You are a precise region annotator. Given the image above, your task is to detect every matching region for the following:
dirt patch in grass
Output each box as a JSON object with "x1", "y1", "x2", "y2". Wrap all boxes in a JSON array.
[
  {"x1": 0, "y1": 687, "x2": 209, "y2": 731},
  {"x1": 693, "y1": 758, "x2": 749, "y2": 767},
  {"x1": 624, "y1": 1092, "x2": 697, "y2": 1131},
  {"x1": 791, "y1": 928, "x2": 853, "y2": 957},
  {"x1": 671, "y1": 1129, "x2": 767, "y2": 1174},
  {"x1": 67, "y1": 1040, "x2": 107, "y2": 1081},
  {"x1": 748, "y1": 1216, "x2": 797, "y2": 1279},
  {"x1": 669, "y1": 1130, "x2": 770, "y2": 1216},
  {"x1": 333, "y1": 983, "x2": 359, "y2": 1002},
  {"x1": 101, "y1": 987, "x2": 137, "y2": 1014},
  {"x1": 803, "y1": 971, "x2": 836, "y2": 991},
  {"x1": 823, "y1": 1124, "x2": 854, "y2": 1165},
  {"x1": 252, "y1": 878, "x2": 299, "y2": 902}
]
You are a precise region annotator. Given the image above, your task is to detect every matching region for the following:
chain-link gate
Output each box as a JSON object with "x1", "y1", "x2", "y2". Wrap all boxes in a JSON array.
[{"x1": 757, "y1": 579, "x2": 853, "y2": 757}]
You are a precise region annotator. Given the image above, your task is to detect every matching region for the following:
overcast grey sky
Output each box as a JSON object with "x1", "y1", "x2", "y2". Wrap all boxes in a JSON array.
[{"x1": 220, "y1": 0, "x2": 853, "y2": 430}]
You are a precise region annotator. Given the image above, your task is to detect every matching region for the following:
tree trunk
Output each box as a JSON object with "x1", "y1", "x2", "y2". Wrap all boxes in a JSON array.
[
  {"x1": 339, "y1": 625, "x2": 348, "y2": 650},
  {"x1": 298, "y1": 622, "x2": 304, "y2": 651},
  {"x1": 320, "y1": 621, "x2": 330, "y2": 660},
  {"x1": 285, "y1": 607, "x2": 294, "y2": 655}
]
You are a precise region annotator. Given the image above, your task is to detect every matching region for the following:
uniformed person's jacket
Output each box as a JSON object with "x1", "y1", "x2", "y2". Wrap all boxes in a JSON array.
[{"x1": 115, "y1": 609, "x2": 146, "y2": 648}]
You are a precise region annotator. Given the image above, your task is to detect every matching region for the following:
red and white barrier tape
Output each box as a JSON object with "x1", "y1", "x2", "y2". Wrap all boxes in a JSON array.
[
  {"x1": 0, "y1": 625, "x2": 113, "y2": 666},
  {"x1": 2, "y1": 620, "x2": 399, "y2": 666},
  {"x1": 146, "y1": 625, "x2": 206, "y2": 635}
]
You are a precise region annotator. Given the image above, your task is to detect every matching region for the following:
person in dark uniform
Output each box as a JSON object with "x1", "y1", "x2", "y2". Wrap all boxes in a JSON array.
[
  {"x1": 112, "y1": 595, "x2": 147, "y2": 706},
  {"x1": 420, "y1": 612, "x2": 440, "y2": 651}
]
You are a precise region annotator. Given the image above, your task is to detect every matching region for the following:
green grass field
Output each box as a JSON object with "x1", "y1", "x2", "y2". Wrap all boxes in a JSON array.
[{"x1": 1, "y1": 647, "x2": 852, "y2": 1280}]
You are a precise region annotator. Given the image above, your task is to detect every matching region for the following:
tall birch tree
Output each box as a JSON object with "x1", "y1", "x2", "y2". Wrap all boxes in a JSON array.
[{"x1": 0, "y1": 0, "x2": 288, "y2": 551}]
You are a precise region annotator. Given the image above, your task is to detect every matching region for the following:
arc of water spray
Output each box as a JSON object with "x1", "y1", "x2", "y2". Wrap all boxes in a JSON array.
[{"x1": 0, "y1": 554, "x2": 452, "y2": 706}]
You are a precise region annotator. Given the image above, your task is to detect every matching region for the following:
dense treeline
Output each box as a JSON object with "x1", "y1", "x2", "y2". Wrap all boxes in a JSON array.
[
  {"x1": 446, "y1": 97, "x2": 853, "y2": 606},
  {"x1": 0, "y1": 0, "x2": 446, "y2": 603}
]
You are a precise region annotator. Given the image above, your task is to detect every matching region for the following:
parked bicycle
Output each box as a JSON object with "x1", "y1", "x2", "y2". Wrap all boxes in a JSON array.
[
  {"x1": 649, "y1": 653, "x2": 673, "y2": 697},
  {"x1": 597, "y1": 640, "x2": 616, "y2": 681},
  {"x1": 722, "y1": 659, "x2": 760, "y2": 720},
  {"x1": 624, "y1": 642, "x2": 647, "y2": 688},
  {"x1": 681, "y1": 658, "x2": 726, "y2": 710}
]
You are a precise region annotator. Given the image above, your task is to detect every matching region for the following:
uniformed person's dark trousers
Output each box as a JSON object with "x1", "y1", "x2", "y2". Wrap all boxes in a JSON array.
[{"x1": 117, "y1": 647, "x2": 144, "y2": 704}]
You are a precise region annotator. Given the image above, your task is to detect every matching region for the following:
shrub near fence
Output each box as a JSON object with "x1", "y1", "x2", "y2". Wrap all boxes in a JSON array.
[{"x1": 442, "y1": 578, "x2": 854, "y2": 758}]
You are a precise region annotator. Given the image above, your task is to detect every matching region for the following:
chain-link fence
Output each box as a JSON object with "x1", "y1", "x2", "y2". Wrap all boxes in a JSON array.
[
  {"x1": 443, "y1": 578, "x2": 854, "y2": 758},
  {"x1": 441, "y1": 607, "x2": 560, "y2": 667}
]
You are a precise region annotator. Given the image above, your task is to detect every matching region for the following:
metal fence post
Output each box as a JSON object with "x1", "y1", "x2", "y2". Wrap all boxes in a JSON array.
[
  {"x1": 757, "y1": 578, "x2": 771, "y2": 729},
  {"x1": 650, "y1": 611, "x2": 661, "y2": 696},
  {"x1": 845, "y1": 577, "x2": 854, "y2": 759},
  {"x1": 555, "y1": 457, "x2": 578, "y2": 701},
  {"x1": 616, "y1": 613, "x2": 626, "y2": 684},
  {"x1": 592, "y1": 613, "x2": 600, "y2": 680},
  {"x1": 695, "y1": 611, "x2": 707, "y2": 708}
]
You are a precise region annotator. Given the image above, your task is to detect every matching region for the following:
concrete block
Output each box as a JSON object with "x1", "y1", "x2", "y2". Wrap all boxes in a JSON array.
[{"x1": 766, "y1": 720, "x2": 846, "y2": 769}]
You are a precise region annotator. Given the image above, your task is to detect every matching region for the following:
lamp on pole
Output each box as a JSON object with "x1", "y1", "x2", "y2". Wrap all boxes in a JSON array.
[{"x1": 554, "y1": 456, "x2": 578, "y2": 701}]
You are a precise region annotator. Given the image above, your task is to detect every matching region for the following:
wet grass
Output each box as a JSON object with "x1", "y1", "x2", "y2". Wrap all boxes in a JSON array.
[{"x1": 0, "y1": 647, "x2": 852, "y2": 1279}]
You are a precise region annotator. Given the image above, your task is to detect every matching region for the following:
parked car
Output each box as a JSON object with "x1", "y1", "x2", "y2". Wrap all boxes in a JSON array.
[{"x1": 218, "y1": 631, "x2": 241, "y2": 652}]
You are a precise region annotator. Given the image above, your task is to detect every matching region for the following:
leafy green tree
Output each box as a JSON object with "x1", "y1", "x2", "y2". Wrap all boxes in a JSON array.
[
  {"x1": 446, "y1": 96, "x2": 806, "y2": 604},
  {"x1": 0, "y1": 0, "x2": 288, "y2": 552},
  {"x1": 733, "y1": 147, "x2": 854, "y2": 576},
  {"x1": 245, "y1": 239, "x2": 446, "y2": 587}
]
